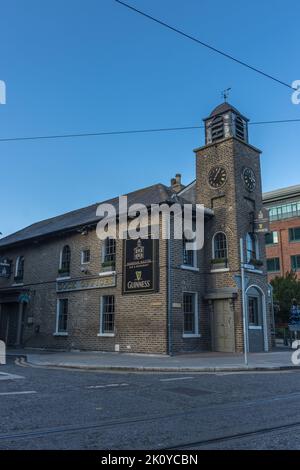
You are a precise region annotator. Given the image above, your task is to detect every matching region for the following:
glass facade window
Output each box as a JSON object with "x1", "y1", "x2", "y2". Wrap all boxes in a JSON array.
[
  {"x1": 267, "y1": 258, "x2": 280, "y2": 272},
  {"x1": 289, "y1": 227, "x2": 300, "y2": 242},
  {"x1": 291, "y1": 255, "x2": 300, "y2": 272},
  {"x1": 265, "y1": 231, "x2": 279, "y2": 245},
  {"x1": 100, "y1": 295, "x2": 115, "y2": 334},
  {"x1": 269, "y1": 201, "x2": 300, "y2": 221}
]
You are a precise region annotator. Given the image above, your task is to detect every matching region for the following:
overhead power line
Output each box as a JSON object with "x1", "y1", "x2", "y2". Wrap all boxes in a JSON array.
[
  {"x1": 0, "y1": 119, "x2": 300, "y2": 143},
  {"x1": 115, "y1": 0, "x2": 296, "y2": 91}
]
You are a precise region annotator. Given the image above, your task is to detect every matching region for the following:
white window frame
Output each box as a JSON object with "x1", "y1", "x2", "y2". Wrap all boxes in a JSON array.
[
  {"x1": 81, "y1": 249, "x2": 90, "y2": 265},
  {"x1": 181, "y1": 238, "x2": 198, "y2": 271},
  {"x1": 182, "y1": 292, "x2": 200, "y2": 338},
  {"x1": 14, "y1": 255, "x2": 24, "y2": 282},
  {"x1": 98, "y1": 295, "x2": 115, "y2": 337},
  {"x1": 54, "y1": 299, "x2": 69, "y2": 336}
]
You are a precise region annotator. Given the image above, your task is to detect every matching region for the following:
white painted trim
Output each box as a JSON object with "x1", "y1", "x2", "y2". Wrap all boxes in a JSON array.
[
  {"x1": 249, "y1": 325, "x2": 262, "y2": 330},
  {"x1": 97, "y1": 333, "x2": 115, "y2": 337},
  {"x1": 182, "y1": 291, "x2": 199, "y2": 337},
  {"x1": 245, "y1": 284, "x2": 269, "y2": 352},
  {"x1": 182, "y1": 334, "x2": 201, "y2": 339},
  {"x1": 180, "y1": 265, "x2": 199, "y2": 272},
  {"x1": 11, "y1": 283, "x2": 24, "y2": 287},
  {"x1": 53, "y1": 332, "x2": 69, "y2": 337},
  {"x1": 210, "y1": 268, "x2": 230, "y2": 273},
  {"x1": 99, "y1": 270, "x2": 116, "y2": 277},
  {"x1": 56, "y1": 276, "x2": 71, "y2": 281}
]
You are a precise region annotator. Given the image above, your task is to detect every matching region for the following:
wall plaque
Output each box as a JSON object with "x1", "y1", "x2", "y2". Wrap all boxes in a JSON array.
[{"x1": 57, "y1": 275, "x2": 116, "y2": 293}]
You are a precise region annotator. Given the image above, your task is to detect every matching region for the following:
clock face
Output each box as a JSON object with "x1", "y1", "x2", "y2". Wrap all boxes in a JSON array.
[
  {"x1": 242, "y1": 167, "x2": 256, "y2": 192},
  {"x1": 208, "y1": 166, "x2": 227, "y2": 189}
]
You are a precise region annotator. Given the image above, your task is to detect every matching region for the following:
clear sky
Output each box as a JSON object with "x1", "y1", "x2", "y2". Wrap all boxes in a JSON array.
[{"x1": 0, "y1": 0, "x2": 299, "y2": 237}]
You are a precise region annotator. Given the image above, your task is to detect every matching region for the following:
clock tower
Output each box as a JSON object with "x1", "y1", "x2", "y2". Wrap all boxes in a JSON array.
[{"x1": 194, "y1": 102, "x2": 271, "y2": 353}]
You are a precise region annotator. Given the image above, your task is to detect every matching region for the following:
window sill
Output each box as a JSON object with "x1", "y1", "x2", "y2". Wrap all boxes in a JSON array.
[
  {"x1": 56, "y1": 276, "x2": 71, "y2": 281},
  {"x1": 182, "y1": 334, "x2": 201, "y2": 339},
  {"x1": 249, "y1": 326, "x2": 262, "y2": 330},
  {"x1": 210, "y1": 268, "x2": 230, "y2": 273},
  {"x1": 99, "y1": 270, "x2": 116, "y2": 277},
  {"x1": 97, "y1": 333, "x2": 115, "y2": 337},
  {"x1": 180, "y1": 265, "x2": 199, "y2": 272},
  {"x1": 12, "y1": 282, "x2": 24, "y2": 287},
  {"x1": 53, "y1": 332, "x2": 69, "y2": 337}
]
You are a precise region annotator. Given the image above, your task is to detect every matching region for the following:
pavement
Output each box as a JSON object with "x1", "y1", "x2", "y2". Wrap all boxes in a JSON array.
[{"x1": 6, "y1": 347, "x2": 299, "y2": 372}]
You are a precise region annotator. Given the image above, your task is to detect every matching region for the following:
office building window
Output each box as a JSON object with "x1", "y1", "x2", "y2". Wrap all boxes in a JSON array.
[
  {"x1": 291, "y1": 255, "x2": 300, "y2": 272},
  {"x1": 265, "y1": 231, "x2": 279, "y2": 245},
  {"x1": 267, "y1": 258, "x2": 280, "y2": 272},
  {"x1": 289, "y1": 227, "x2": 300, "y2": 242}
]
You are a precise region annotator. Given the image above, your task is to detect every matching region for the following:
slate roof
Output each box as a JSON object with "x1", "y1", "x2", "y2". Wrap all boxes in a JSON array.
[
  {"x1": 203, "y1": 102, "x2": 249, "y2": 122},
  {"x1": 0, "y1": 183, "x2": 210, "y2": 249}
]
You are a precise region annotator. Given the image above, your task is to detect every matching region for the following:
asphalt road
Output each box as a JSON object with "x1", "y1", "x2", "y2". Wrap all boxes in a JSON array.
[{"x1": 1, "y1": 357, "x2": 300, "y2": 450}]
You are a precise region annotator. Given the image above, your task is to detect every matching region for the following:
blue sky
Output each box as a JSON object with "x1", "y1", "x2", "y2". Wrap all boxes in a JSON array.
[{"x1": 0, "y1": 0, "x2": 299, "y2": 237}]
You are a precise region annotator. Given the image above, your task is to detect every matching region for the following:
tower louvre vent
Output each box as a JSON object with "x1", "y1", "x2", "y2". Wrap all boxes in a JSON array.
[{"x1": 211, "y1": 116, "x2": 224, "y2": 142}]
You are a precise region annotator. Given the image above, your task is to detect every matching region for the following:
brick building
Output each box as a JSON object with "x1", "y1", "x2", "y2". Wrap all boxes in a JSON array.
[
  {"x1": 263, "y1": 185, "x2": 300, "y2": 281},
  {"x1": 0, "y1": 102, "x2": 272, "y2": 354}
]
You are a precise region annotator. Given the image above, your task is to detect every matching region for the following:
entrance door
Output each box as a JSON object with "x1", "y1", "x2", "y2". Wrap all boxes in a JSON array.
[
  {"x1": 211, "y1": 299, "x2": 235, "y2": 352},
  {"x1": 0, "y1": 303, "x2": 19, "y2": 345}
]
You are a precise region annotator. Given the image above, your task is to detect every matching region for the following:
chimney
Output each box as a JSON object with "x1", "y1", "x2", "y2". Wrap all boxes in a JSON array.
[{"x1": 170, "y1": 173, "x2": 184, "y2": 193}]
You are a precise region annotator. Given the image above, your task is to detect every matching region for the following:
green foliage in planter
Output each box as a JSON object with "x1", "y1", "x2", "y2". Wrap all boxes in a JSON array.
[
  {"x1": 58, "y1": 268, "x2": 70, "y2": 275},
  {"x1": 101, "y1": 261, "x2": 115, "y2": 269},
  {"x1": 249, "y1": 258, "x2": 263, "y2": 267},
  {"x1": 211, "y1": 258, "x2": 228, "y2": 264}
]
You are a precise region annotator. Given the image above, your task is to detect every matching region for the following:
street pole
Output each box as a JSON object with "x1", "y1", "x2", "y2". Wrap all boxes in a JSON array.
[{"x1": 240, "y1": 238, "x2": 248, "y2": 366}]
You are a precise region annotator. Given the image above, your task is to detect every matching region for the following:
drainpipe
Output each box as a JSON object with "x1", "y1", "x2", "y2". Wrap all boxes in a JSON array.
[{"x1": 167, "y1": 219, "x2": 172, "y2": 356}]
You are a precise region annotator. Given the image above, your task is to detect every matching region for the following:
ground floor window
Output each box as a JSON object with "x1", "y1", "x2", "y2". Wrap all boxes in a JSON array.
[
  {"x1": 291, "y1": 255, "x2": 300, "y2": 271},
  {"x1": 267, "y1": 257, "x2": 280, "y2": 272},
  {"x1": 183, "y1": 293, "x2": 198, "y2": 336},
  {"x1": 100, "y1": 295, "x2": 115, "y2": 335},
  {"x1": 56, "y1": 299, "x2": 68, "y2": 333}
]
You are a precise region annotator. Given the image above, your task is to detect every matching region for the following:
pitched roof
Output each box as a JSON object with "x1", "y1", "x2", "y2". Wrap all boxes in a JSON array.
[
  {"x1": 263, "y1": 184, "x2": 300, "y2": 204},
  {"x1": 0, "y1": 183, "x2": 195, "y2": 249}
]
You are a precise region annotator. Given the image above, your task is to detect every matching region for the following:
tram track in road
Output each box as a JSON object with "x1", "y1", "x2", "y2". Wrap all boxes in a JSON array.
[{"x1": 166, "y1": 420, "x2": 300, "y2": 449}]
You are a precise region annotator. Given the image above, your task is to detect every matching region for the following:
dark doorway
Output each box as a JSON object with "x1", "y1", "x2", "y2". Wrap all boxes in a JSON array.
[{"x1": 0, "y1": 303, "x2": 19, "y2": 346}]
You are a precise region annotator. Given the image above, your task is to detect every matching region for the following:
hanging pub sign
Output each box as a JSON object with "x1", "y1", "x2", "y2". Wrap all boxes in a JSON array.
[
  {"x1": 123, "y1": 238, "x2": 159, "y2": 294},
  {"x1": 253, "y1": 208, "x2": 270, "y2": 234},
  {"x1": 0, "y1": 259, "x2": 11, "y2": 278}
]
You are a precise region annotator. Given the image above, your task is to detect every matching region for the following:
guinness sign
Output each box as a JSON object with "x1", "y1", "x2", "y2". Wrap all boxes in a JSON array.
[{"x1": 123, "y1": 238, "x2": 158, "y2": 294}]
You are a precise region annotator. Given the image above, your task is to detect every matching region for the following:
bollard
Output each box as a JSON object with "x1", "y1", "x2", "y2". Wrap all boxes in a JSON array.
[{"x1": 0, "y1": 340, "x2": 6, "y2": 365}]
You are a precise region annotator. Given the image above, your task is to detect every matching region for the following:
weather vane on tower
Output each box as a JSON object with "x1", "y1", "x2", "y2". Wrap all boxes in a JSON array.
[{"x1": 222, "y1": 88, "x2": 231, "y2": 103}]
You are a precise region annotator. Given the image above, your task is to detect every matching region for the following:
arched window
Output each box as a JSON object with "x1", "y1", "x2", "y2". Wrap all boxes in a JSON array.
[
  {"x1": 15, "y1": 256, "x2": 24, "y2": 281},
  {"x1": 60, "y1": 245, "x2": 71, "y2": 275},
  {"x1": 211, "y1": 116, "x2": 224, "y2": 142},
  {"x1": 213, "y1": 232, "x2": 228, "y2": 260},
  {"x1": 246, "y1": 233, "x2": 258, "y2": 263}
]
